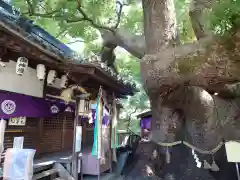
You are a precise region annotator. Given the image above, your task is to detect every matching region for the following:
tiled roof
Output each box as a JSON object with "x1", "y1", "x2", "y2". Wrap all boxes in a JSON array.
[{"x1": 0, "y1": 1, "x2": 81, "y2": 62}]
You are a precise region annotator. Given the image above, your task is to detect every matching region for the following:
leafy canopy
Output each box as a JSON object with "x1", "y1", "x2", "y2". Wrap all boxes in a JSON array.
[{"x1": 11, "y1": 0, "x2": 240, "y2": 132}]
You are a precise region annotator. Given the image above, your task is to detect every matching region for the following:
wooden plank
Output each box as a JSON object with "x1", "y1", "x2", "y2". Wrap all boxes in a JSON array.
[{"x1": 32, "y1": 169, "x2": 58, "y2": 180}]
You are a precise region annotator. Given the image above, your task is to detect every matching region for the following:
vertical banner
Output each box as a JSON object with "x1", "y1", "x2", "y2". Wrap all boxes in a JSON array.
[
  {"x1": 75, "y1": 126, "x2": 82, "y2": 153},
  {"x1": 111, "y1": 94, "x2": 118, "y2": 162},
  {"x1": 97, "y1": 92, "x2": 103, "y2": 160},
  {"x1": 92, "y1": 87, "x2": 103, "y2": 160},
  {"x1": 0, "y1": 119, "x2": 6, "y2": 156}
]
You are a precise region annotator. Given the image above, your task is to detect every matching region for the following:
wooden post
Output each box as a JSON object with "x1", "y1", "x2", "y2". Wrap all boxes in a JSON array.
[
  {"x1": 82, "y1": 121, "x2": 87, "y2": 145},
  {"x1": 37, "y1": 118, "x2": 44, "y2": 154},
  {"x1": 109, "y1": 97, "x2": 113, "y2": 173},
  {"x1": 71, "y1": 97, "x2": 80, "y2": 180},
  {"x1": 98, "y1": 158, "x2": 100, "y2": 180},
  {"x1": 62, "y1": 115, "x2": 67, "y2": 149}
]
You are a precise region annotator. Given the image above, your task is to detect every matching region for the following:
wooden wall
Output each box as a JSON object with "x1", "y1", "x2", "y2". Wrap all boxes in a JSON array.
[
  {"x1": 4, "y1": 112, "x2": 74, "y2": 157},
  {"x1": 4, "y1": 117, "x2": 40, "y2": 155}
]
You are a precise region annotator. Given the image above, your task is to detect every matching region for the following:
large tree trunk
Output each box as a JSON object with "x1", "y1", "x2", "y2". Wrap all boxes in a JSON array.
[
  {"x1": 100, "y1": 0, "x2": 240, "y2": 179},
  {"x1": 139, "y1": 0, "x2": 240, "y2": 179}
]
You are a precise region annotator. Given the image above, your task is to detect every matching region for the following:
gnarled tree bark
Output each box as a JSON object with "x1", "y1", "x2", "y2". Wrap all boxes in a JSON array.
[{"x1": 99, "y1": 0, "x2": 240, "y2": 179}]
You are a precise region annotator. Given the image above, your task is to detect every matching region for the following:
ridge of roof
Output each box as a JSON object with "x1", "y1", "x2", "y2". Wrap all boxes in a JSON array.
[{"x1": 136, "y1": 109, "x2": 152, "y2": 118}]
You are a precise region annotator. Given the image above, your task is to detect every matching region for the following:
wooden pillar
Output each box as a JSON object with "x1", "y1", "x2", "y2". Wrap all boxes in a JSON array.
[
  {"x1": 109, "y1": 98, "x2": 113, "y2": 173},
  {"x1": 82, "y1": 121, "x2": 87, "y2": 145},
  {"x1": 38, "y1": 118, "x2": 44, "y2": 155},
  {"x1": 62, "y1": 114, "x2": 67, "y2": 149},
  {"x1": 71, "y1": 97, "x2": 80, "y2": 180}
]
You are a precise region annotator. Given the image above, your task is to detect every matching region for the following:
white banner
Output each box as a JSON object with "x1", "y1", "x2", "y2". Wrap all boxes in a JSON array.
[{"x1": 75, "y1": 126, "x2": 82, "y2": 153}]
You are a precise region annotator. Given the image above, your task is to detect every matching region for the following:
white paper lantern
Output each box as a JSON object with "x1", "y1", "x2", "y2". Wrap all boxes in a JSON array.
[
  {"x1": 47, "y1": 70, "x2": 57, "y2": 85},
  {"x1": 78, "y1": 98, "x2": 91, "y2": 116},
  {"x1": 16, "y1": 57, "x2": 28, "y2": 76},
  {"x1": 60, "y1": 75, "x2": 68, "y2": 88},
  {"x1": 36, "y1": 64, "x2": 46, "y2": 81}
]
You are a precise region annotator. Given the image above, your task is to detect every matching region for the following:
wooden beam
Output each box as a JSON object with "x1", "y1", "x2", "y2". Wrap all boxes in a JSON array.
[
  {"x1": 0, "y1": 22, "x2": 66, "y2": 64},
  {"x1": 0, "y1": 31, "x2": 61, "y2": 65}
]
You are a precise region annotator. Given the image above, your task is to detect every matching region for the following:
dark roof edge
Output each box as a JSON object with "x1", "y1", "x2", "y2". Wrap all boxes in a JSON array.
[{"x1": 136, "y1": 110, "x2": 152, "y2": 118}]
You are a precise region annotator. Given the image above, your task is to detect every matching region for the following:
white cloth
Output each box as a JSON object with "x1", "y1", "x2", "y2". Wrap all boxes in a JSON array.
[{"x1": 3, "y1": 148, "x2": 36, "y2": 180}]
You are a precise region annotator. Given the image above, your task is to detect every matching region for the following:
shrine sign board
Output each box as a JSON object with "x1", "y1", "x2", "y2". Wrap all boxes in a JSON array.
[
  {"x1": 9, "y1": 117, "x2": 26, "y2": 126},
  {"x1": 225, "y1": 141, "x2": 240, "y2": 162}
]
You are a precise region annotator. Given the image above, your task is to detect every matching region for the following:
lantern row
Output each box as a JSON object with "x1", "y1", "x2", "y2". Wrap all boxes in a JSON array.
[
  {"x1": 0, "y1": 57, "x2": 68, "y2": 88},
  {"x1": 1, "y1": 56, "x2": 136, "y2": 90}
]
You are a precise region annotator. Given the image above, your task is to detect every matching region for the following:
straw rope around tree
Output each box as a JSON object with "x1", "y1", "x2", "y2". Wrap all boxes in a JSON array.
[{"x1": 157, "y1": 140, "x2": 224, "y2": 155}]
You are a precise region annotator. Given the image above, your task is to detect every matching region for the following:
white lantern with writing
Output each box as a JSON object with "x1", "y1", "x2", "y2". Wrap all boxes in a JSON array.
[
  {"x1": 60, "y1": 75, "x2": 68, "y2": 88},
  {"x1": 78, "y1": 98, "x2": 90, "y2": 116},
  {"x1": 47, "y1": 70, "x2": 57, "y2": 85},
  {"x1": 36, "y1": 64, "x2": 46, "y2": 81},
  {"x1": 16, "y1": 57, "x2": 28, "y2": 76}
]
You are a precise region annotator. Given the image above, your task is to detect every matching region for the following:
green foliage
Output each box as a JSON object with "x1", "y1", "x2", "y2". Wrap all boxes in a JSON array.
[
  {"x1": 208, "y1": 0, "x2": 240, "y2": 35},
  {"x1": 115, "y1": 52, "x2": 149, "y2": 132},
  {"x1": 121, "y1": 4, "x2": 143, "y2": 34}
]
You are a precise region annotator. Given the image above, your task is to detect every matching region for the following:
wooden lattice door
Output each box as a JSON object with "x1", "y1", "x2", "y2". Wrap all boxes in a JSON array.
[
  {"x1": 40, "y1": 113, "x2": 64, "y2": 154},
  {"x1": 62, "y1": 112, "x2": 74, "y2": 151}
]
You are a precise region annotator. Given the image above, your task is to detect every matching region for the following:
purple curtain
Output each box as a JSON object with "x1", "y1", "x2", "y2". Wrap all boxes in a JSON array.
[
  {"x1": 0, "y1": 91, "x2": 75, "y2": 119},
  {"x1": 141, "y1": 117, "x2": 151, "y2": 129},
  {"x1": 80, "y1": 107, "x2": 110, "y2": 126}
]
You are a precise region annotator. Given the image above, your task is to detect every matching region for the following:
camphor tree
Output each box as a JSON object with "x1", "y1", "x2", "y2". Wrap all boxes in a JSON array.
[{"x1": 12, "y1": 0, "x2": 240, "y2": 179}]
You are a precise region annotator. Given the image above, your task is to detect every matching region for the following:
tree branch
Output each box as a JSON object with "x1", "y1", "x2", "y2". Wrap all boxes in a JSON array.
[
  {"x1": 218, "y1": 82, "x2": 240, "y2": 98},
  {"x1": 113, "y1": 1, "x2": 124, "y2": 29},
  {"x1": 25, "y1": 0, "x2": 145, "y2": 61},
  {"x1": 126, "y1": 107, "x2": 138, "y2": 130},
  {"x1": 67, "y1": 39, "x2": 86, "y2": 44},
  {"x1": 24, "y1": 0, "x2": 115, "y2": 33},
  {"x1": 141, "y1": 29, "x2": 240, "y2": 95},
  {"x1": 189, "y1": 0, "x2": 215, "y2": 40},
  {"x1": 75, "y1": 0, "x2": 115, "y2": 33},
  {"x1": 101, "y1": 29, "x2": 146, "y2": 59},
  {"x1": 55, "y1": 27, "x2": 70, "y2": 38}
]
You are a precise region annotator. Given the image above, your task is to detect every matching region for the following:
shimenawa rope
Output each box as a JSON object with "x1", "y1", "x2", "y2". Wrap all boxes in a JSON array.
[{"x1": 157, "y1": 140, "x2": 224, "y2": 154}]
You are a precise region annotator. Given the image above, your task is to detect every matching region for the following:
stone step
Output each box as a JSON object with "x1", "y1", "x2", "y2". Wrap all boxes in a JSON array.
[{"x1": 32, "y1": 168, "x2": 58, "y2": 180}]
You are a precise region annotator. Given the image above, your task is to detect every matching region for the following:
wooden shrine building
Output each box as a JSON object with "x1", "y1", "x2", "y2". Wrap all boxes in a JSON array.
[{"x1": 0, "y1": 1, "x2": 136, "y2": 179}]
